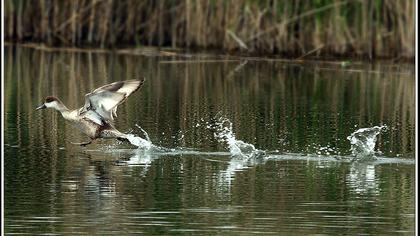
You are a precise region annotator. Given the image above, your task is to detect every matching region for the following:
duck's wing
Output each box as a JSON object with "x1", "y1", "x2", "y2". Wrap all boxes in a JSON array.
[{"x1": 80, "y1": 79, "x2": 145, "y2": 121}]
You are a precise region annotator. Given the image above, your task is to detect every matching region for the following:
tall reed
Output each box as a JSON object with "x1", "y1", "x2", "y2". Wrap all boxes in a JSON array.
[{"x1": 4, "y1": 0, "x2": 415, "y2": 58}]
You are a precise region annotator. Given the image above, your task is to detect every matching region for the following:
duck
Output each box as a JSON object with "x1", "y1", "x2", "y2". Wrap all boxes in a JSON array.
[{"x1": 36, "y1": 78, "x2": 145, "y2": 146}]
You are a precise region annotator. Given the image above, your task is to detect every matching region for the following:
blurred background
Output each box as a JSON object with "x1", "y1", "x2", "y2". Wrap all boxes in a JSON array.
[{"x1": 4, "y1": 0, "x2": 415, "y2": 59}]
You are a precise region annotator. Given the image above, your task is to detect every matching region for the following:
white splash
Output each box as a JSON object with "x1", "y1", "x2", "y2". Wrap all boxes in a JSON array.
[
  {"x1": 124, "y1": 124, "x2": 153, "y2": 150},
  {"x1": 209, "y1": 116, "x2": 266, "y2": 188},
  {"x1": 125, "y1": 134, "x2": 152, "y2": 150},
  {"x1": 211, "y1": 117, "x2": 265, "y2": 158},
  {"x1": 347, "y1": 125, "x2": 387, "y2": 159},
  {"x1": 135, "y1": 124, "x2": 151, "y2": 142}
]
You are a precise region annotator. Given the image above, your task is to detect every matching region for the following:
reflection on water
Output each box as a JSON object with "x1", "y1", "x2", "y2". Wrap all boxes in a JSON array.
[
  {"x1": 347, "y1": 163, "x2": 378, "y2": 195},
  {"x1": 4, "y1": 46, "x2": 415, "y2": 156},
  {"x1": 4, "y1": 46, "x2": 415, "y2": 235}
]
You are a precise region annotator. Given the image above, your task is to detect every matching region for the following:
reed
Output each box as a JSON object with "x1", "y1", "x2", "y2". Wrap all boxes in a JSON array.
[{"x1": 4, "y1": 0, "x2": 415, "y2": 58}]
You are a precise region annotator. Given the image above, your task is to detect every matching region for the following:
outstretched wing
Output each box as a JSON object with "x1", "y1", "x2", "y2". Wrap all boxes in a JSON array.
[{"x1": 80, "y1": 78, "x2": 145, "y2": 121}]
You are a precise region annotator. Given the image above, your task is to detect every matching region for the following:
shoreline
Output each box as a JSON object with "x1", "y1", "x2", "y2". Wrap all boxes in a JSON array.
[{"x1": 5, "y1": 42, "x2": 414, "y2": 64}]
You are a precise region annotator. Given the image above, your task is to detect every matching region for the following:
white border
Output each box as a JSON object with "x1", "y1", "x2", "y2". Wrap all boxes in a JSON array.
[
  {"x1": 1, "y1": 0, "x2": 5, "y2": 234},
  {"x1": 0, "y1": 1, "x2": 418, "y2": 236},
  {"x1": 415, "y1": 0, "x2": 418, "y2": 235}
]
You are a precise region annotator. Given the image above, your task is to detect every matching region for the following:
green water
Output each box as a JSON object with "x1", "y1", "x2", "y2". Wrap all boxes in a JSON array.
[{"x1": 4, "y1": 46, "x2": 415, "y2": 235}]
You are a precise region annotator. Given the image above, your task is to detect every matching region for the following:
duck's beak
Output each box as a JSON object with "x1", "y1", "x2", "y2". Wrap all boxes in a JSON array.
[{"x1": 35, "y1": 103, "x2": 46, "y2": 110}]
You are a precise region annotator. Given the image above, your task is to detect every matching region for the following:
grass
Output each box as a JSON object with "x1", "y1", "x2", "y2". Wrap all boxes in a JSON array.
[{"x1": 4, "y1": 0, "x2": 415, "y2": 59}]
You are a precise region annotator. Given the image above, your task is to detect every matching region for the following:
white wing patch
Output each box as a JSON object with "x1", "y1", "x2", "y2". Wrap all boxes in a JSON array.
[
  {"x1": 79, "y1": 79, "x2": 144, "y2": 122},
  {"x1": 83, "y1": 110, "x2": 104, "y2": 125}
]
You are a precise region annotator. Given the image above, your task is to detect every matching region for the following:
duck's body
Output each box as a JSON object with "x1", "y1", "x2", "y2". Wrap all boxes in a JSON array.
[
  {"x1": 63, "y1": 110, "x2": 119, "y2": 139},
  {"x1": 36, "y1": 79, "x2": 145, "y2": 146}
]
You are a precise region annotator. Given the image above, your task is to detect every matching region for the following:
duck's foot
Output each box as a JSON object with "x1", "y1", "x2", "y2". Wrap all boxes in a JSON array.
[{"x1": 70, "y1": 140, "x2": 93, "y2": 146}]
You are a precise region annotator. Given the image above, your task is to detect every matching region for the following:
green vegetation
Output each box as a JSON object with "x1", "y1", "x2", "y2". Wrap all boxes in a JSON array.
[{"x1": 4, "y1": 0, "x2": 415, "y2": 58}]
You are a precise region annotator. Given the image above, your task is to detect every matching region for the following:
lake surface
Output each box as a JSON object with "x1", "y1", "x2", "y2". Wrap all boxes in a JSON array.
[{"x1": 4, "y1": 46, "x2": 416, "y2": 235}]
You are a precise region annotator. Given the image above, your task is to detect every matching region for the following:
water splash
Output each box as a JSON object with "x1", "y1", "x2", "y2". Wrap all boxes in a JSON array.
[
  {"x1": 306, "y1": 143, "x2": 342, "y2": 157},
  {"x1": 210, "y1": 117, "x2": 265, "y2": 158},
  {"x1": 125, "y1": 134, "x2": 152, "y2": 150},
  {"x1": 135, "y1": 124, "x2": 151, "y2": 142},
  {"x1": 209, "y1": 116, "x2": 266, "y2": 190},
  {"x1": 124, "y1": 124, "x2": 153, "y2": 150},
  {"x1": 347, "y1": 125, "x2": 387, "y2": 160}
]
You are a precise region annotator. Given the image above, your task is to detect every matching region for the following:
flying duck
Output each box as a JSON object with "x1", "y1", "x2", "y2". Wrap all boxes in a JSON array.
[{"x1": 36, "y1": 78, "x2": 145, "y2": 146}]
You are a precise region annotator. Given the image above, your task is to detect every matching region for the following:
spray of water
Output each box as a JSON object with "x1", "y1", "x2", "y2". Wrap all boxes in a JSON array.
[
  {"x1": 124, "y1": 124, "x2": 153, "y2": 150},
  {"x1": 207, "y1": 116, "x2": 266, "y2": 189},
  {"x1": 210, "y1": 117, "x2": 265, "y2": 158},
  {"x1": 120, "y1": 118, "x2": 390, "y2": 168},
  {"x1": 347, "y1": 125, "x2": 387, "y2": 160},
  {"x1": 125, "y1": 134, "x2": 152, "y2": 149}
]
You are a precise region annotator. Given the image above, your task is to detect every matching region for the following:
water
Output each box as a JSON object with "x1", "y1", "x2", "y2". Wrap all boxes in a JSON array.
[
  {"x1": 210, "y1": 116, "x2": 265, "y2": 158},
  {"x1": 125, "y1": 134, "x2": 153, "y2": 149},
  {"x1": 4, "y1": 46, "x2": 416, "y2": 235},
  {"x1": 347, "y1": 125, "x2": 387, "y2": 160}
]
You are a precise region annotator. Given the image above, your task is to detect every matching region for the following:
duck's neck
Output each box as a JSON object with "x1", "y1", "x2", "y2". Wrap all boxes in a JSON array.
[{"x1": 54, "y1": 101, "x2": 70, "y2": 113}]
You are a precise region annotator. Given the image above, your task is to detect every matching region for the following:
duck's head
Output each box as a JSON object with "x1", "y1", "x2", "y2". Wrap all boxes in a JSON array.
[{"x1": 36, "y1": 96, "x2": 61, "y2": 110}]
